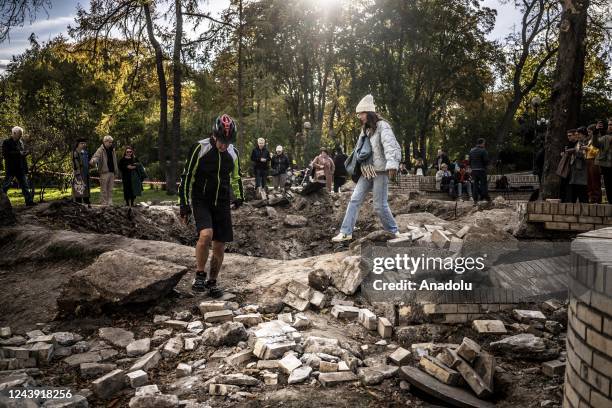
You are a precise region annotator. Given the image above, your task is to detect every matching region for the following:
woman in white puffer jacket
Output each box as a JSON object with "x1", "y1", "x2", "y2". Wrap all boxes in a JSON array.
[{"x1": 332, "y1": 95, "x2": 402, "y2": 242}]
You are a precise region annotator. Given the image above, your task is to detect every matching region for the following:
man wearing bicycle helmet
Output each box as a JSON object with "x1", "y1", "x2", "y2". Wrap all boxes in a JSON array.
[{"x1": 179, "y1": 114, "x2": 244, "y2": 297}]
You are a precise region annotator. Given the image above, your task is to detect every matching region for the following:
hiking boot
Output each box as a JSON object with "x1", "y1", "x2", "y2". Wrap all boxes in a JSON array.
[
  {"x1": 331, "y1": 232, "x2": 352, "y2": 243},
  {"x1": 192, "y1": 272, "x2": 208, "y2": 292},
  {"x1": 206, "y1": 280, "x2": 224, "y2": 298}
]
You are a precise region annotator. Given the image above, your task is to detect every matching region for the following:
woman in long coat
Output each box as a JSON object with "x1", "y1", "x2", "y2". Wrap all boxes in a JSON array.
[{"x1": 72, "y1": 138, "x2": 91, "y2": 207}]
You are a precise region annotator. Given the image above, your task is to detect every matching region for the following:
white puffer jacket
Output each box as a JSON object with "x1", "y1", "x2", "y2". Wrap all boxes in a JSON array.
[{"x1": 366, "y1": 120, "x2": 401, "y2": 172}]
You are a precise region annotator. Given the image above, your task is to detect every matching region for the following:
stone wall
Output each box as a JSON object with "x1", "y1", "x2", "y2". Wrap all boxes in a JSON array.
[
  {"x1": 528, "y1": 202, "x2": 612, "y2": 232},
  {"x1": 564, "y1": 228, "x2": 612, "y2": 408}
]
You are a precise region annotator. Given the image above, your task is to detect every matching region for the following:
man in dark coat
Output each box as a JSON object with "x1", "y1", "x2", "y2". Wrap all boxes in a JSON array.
[
  {"x1": 250, "y1": 137, "x2": 270, "y2": 193},
  {"x1": 1, "y1": 126, "x2": 35, "y2": 206},
  {"x1": 468, "y1": 138, "x2": 490, "y2": 204},
  {"x1": 333, "y1": 146, "x2": 348, "y2": 192}
]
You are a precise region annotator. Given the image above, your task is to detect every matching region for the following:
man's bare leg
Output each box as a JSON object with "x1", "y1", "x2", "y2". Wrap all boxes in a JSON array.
[{"x1": 192, "y1": 228, "x2": 212, "y2": 292}]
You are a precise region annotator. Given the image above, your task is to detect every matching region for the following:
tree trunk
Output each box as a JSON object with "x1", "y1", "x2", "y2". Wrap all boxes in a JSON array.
[
  {"x1": 493, "y1": 96, "x2": 523, "y2": 156},
  {"x1": 168, "y1": 0, "x2": 183, "y2": 195},
  {"x1": 541, "y1": 0, "x2": 589, "y2": 199},
  {"x1": 236, "y1": 0, "x2": 244, "y2": 153},
  {"x1": 143, "y1": 3, "x2": 168, "y2": 187}
]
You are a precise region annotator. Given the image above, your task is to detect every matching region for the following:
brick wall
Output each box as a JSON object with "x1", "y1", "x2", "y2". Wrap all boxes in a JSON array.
[
  {"x1": 564, "y1": 228, "x2": 612, "y2": 408},
  {"x1": 527, "y1": 202, "x2": 612, "y2": 232},
  {"x1": 389, "y1": 174, "x2": 539, "y2": 193}
]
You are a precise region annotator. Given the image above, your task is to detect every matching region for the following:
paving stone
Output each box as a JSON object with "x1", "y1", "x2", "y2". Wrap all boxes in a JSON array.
[
  {"x1": 199, "y1": 301, "x2": 228, "y2": 315},
  {"x1": 513, "y1": 309, "x2": 546, "y2": 322},
  {"x1": 472, "y1": 320, "x2": 507, "y2": 334},
  {"x1": 309, "y1": 291, "x2": 326, "y2": 308},
  {"x1": 359, "y1": 309, "x2": 378, "y2": 330},
  {"x1": 318, "y1": 371, "x2": 358, "y2": 386},
  {"x1": 319, "y1": 361, "x2": 338, "y2": 372},
  {"x1": 388, "y1": 347, "x2": 411, "y2": 365},
  {"x1": 456, "y1": 337, "x2": 481, "y2": 363},
  {"x1": 92, "y1": 369, "x2": 126, "y2": 400},
  {"x1": 203, "y1": 310, "x2": 234, "y2": 323},
  {"x1": 279, "y1": 354, "x2": 302, "y2": 374},
  {"x1": 226, "y1": 349, "x2": 253, "y2": 367},
  {"x1": 162, "y1": 337, "x2": 183, "y2": 359},
  {"x1": 358, "y1": 365, "x2": 399, "y2": 385},
  {"x1": 288, "y1": 365, "x2": 312, "y2": 384},
  {"x1": 215, "y1": 373, "x2": 259, "y2": 386},
  {"x1": 98, "y1": 327, "x2": 134, "y2": 348},
  {"x1": 283, "y1": 292, "x2": 310, "y2": 311},
  {"x1": 126, "y1": 338, "x2": 151, "y2": 357},
  {"x1": 541, "y1": 359, "x2": 565, "y2": 377},
  {"x1": 176, "y1": 363, "x2": 192, "y2": 378},
  {"x1": 79, "y1": 362, "x2": 117, "y2": 379},
  {"x1": 418, "y1": 355, "x2": 460, "y2": 385},
  {"x1": 127, "y1": 370, "x2": 148, "y2": 388},
  {"x1": 257, "y1": 360, "x2": 279, "y2": 369},
  {"x1": 378, "y1": 317, "x2": 393, "y2": 338},
  {"x1": 129, "y1": 350, "x2": 162, "y2": 372},
  {"x1": 331, "y1": 305, "x2": 360, "y2": 320}
]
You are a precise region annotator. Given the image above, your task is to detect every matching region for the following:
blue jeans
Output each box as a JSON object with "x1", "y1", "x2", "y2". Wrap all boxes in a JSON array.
[
  {"x1": 2, "y1": 171, "x2": 33, "y2": 204},
  {"x1": 340, "y1": 173, "x2": 398, "y2": 235}
]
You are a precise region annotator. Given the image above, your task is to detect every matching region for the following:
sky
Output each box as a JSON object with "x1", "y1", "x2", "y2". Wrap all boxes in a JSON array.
[{"x1": 0, "y1": 0, "x2": 522, "y2": 70}]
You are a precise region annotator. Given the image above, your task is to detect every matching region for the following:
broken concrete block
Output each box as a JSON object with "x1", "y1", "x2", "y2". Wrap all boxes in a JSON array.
[
  {"x1": 333, "y1": 255, "x2": 365, "y2": 295},
  {"x1": 278, "y1": 313, "x2": 293, "y2": 324},
  {"x1": 253, "y1": 338, "x2": 296, "y2": 360},
  {"x1": 202, "y1": 322, "x2": 248, "y2": 347},
  {"x1": 129, "y1": 350, "x2": 161, "y2": 373},
  {"x1": 199, "y1": 301, "x2": 227, "y2": 315},
  {"x1": 0, "y1": 327, "x2": 11, "y2": 338},
  {"x1": 541, "y1": 359, "x2": 565, "y2": 377},
  {"x1": 541, "y1": 299, "x2": 563, "y2": 313},
  {"x1": 292, "y1": 313, "x2": 310, "y2": 329},
  {"x1": 134, "y1": 384, "x2": 160, "y2": 397},
  {"x1": 234, "y1": 314, "x2": 263, "y2": 327},
  {"x1": 318, "y1": 371, "x2": 358, "y2": 386},
  {"x1": 257, "y1": 360, "x2": 279, "y2": 370},
  {"x1": 127, "y1": 370, "x2": 148, "y2": 388},
  {"x1": 378, "y1": 317, "x2": 393, "y2": 338},
  {"x1": 418, "y1": 355, "x2": 461, "y2": 385},
  {"x1": 456, "y1": 337, "x2": 481, "y2": 364},
  {"x1": 388, "y1": 347, "x2": 411, "y2": 366},
  {"x1": 288, "y1": 365, "x2": 312, "y2": 384},
  {"x1": 358, "y1": 365, "x2": 400, "y2": 386},
  {"x1": 129, "y1": 394, "x2": 179, "y2": 408},
  {"x1": 454, "y1": 356, "x2": 493, "y2": 398},
  {"x1": 338, "y1": 361, "x2": 350, "y2": 371},
  {"x1": 176, "y1": 363, "x2": 192, "y2": 378},
  {"x1": 283, "y1": 292, "x2": 310, "y2": 311},
  {"x1": 472, "y1": 320, "x2": 507, "y2": 334},
  {"x1": 163, "y1": 320, "x2": 189, "y2": 330},
  {"x1": 411, "y1": 230, "x2": 424, "y2": 241},
  {"x1": 309, "y1": 290, "x2": 326, "y2": 308},
  {"x1": 226, "y1": 349, "x2": 253, "y2": 367},
  {"x1": 208, "y1": 384, "x2": 240, "y2": 396},
  {"x1": 203, "y1": 309, "x2": 233, "y2": 323},
  {"x1": 92, "y1": 369, "x2": 126, "y2": 400},
  {"x1": 431, "y1": 229, "x2": 450, "y2": 249},
  {"x1": 98, "y1": 327, "x2": 135, "y2": 348},
  {"x1": 359, "y1": 309, "x2": 378, "y2": 331},
  {"x1": 489, "y1": 333, "x2": 552, "y2": 360},
  {"x1": 319, "y1": 361, "x2": 338, "y2": 372},
  {"x1": 80, "y1": 362, "x2": 117, "y2": 379},
  {"x1": 473, "y1": 351, "x2": 495, "y2": 391},
  {"x1": 186, "y1": 321, "x2": 204, "y2": 334},
  {"x1": 162, "y1": 337, "x2": 183, "y2": 359},
  {"x1": 455, "y1": 225, "x2": 470, "y2": 238},
  {"x1": 331, "y1": 305, "x2": 360, "y2": 320},
  {"x1": 262, "y1": 371, "x2": 278, "y2": 385},
  {"x1": 287, "y1": 280, "x2": 312, "y2": 300},
  {"x1": 215, "y1": 373, "x2": 259, "y2": 386},
  {"x1": 29, "y1": 342, "x2": 54, "y2": 365},
  {"x1": 513, "y1": 309, "x2": 546, "y2": 322},
  {"x1": 279, "y1": 354, "x2": 302, "y2": 374},
  {"x1": 126, "y1": 338, "x2": 151, "y2": 357}
]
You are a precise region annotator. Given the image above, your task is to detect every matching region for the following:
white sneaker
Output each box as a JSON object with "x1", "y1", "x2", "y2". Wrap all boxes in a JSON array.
[
  {"x1": 331, "y1": 233, "x2": 352, "y2": 243},
  {"x1": 394, "y1": 232, "x2": 402, "y2": 238}
]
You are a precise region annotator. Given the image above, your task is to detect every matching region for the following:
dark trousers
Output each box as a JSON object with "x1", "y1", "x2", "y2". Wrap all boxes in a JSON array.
[
  {"x1": 75, "y1": 197, "x2": 91, "y2": 205},
  {"x1": 568, "y1": 184, "x2": 588, "y2": 203},
  {"x1": 586, "y1": 159, "x2": 602, "y2": 203},
  {"x1": 471, "y1": 170, "x2": 489, "y2": 202},
  {"x1": 602, "y1": 166, "x2": 612, "y2": 204},
  {"x1": 254, "y1": 168, "x2": 268, "y2": 188},
  {"x1": 1, "y1": 171, "x2": 33, "y2": 204},
  {"x1": 333, "y1": 176, "x2": 346, "y2": 193},
  {"x1": 560, "y1": 177, "x2": 571, "y2": 203}
]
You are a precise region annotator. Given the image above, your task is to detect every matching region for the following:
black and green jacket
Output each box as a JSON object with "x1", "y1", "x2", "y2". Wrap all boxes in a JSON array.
[{"x1": 179, "y1": 138, "x2": 244, "y2": 209}]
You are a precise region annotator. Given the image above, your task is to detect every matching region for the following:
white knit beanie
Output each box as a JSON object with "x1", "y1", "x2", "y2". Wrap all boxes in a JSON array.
[
  {"x1": 276, "y1": 145, "x2": 283, "y2": 153},
  {"x1": 355, "y1": 94, "x2": 376, "y2": 113}
]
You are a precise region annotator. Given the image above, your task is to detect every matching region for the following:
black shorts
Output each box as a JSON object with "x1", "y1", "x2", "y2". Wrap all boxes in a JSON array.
[{"x1": 192, "y1": 201, "x2": 233, "y2": 242}]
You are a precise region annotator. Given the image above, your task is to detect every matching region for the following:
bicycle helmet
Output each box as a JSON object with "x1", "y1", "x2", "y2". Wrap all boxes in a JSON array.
[{"x1": 213, "y1": 114, "x2": 237, "y2": 144}]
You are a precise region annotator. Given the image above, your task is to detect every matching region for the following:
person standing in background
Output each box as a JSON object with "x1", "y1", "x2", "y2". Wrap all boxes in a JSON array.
[
  {"x1": 250, "y1": 138, "x2": 270, "y2": 195},
  {"x1": 585, "y1": 124, "x2": 602, "y2": 203},
  {"x1": 72, "y1": 138, "x2": 91, "y2": 207},
  {"x1": 270, "y1": 145, "x2": 290, "y2": 191},
  {"x1": 90, "y1": 135, "x2": 119, "y2": 206},
  {"x1": 333, "y1": 146, "x2": 348, "y2": 192},
  {"x1": 119, "y1": 146, "x2": 147, "y2": 207},
  {"x1": 469, "y1": 138, "x2": 490, "y2": 204},
  {"x1": 1, "y1": 126, "x2": 35, "y2": 206}
]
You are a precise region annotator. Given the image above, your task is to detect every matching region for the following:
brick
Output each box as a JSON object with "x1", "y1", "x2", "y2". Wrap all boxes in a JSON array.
[
  {"x1": 569, "y1": 307, "x2": 587, "y2": 339},
  {"x1": 309, "y1": 290, "x2": 326, "y2": 308},
  {"x1": 590, "y1": 390, "x2": 612, "y2": 408},
  {"x1": 591, "y1": 291, "x2": 612, "y2": 316},
  {"x1": 318, "y1": 371, "x2": 358, "y2": 386},
  {"x1": 589, "y1": 204, "x2": 599, "y2": 216},
  {"x1": 203, "y1": 309, "x2": 233, "y2": 323},
  {"x1": 472, "y1": 320, "x2": 507, "y2": 334},
  {"x1": 443, "y1": 314, "x2": 468, "y2": 324},
  {"x1": 567, "y1": 363, "x2": 591, "y2": 401},
  {"x1": 418, "y1": 355, "x2": 460, "y2": 385},
  {"x1": 175, "y1": 363, "x2": 192, "y2": 378},
  {"x1": 586, "y1": 328, "x2": 612, "y2": 356},
  {"x1": 387, "y1": 347, "x2": 411, "y2": 365},
  {"x1": 564, "y1": 378, "x2": 580, "y2": 408},
  {"x1": 604, "y1": 317, "x2": 612, "y2": 337},
  {"x1": 541, "y1": 360, "x2": 565, "y2": 377},
  {"x1": 576, "y1": 303, "x2": 602, "y2": 331},
  {"x1": 593, "y1": 353, "x2": 612, "y2": 378},
  {"x1": 279, "y1": 354, "x2": 302, "y2": 374},
  {"x1": 423, "y1": 304, "x2": 458, "y2": 314},
  {"x1": 319, "y1": 361, "x2": 338, "y2": 372},
  {"x1": 209, "y1": 384, "x2": 240, "y2": 396},
  {"x1": 331, "y1": 305, "x2": 359, "y2": 320},
  {"x1": 358, "y1": 309, "x2": 377, "y2": 331},
  {"x1": 161, "y1": 336, "x2": 183, "y2": 359},
  {"x1": 570, "y1": 223, "x2": 594, "y2": 231},
  {"x1": 457, "y1": 304, "x2": 479, "y2": 313},
  {"x1": 456, "y1": 337, "x2": 481, "y2": 363},
  {"x1": 129, "y1": 350, "x2": 161, "y2": 372},
  {"x1": 377, "y1": 317, "x2": 392, "y2": 338},
  {"x1": 226, "y1": 349, "x2": 253, "y2": 367},
  {"x1": 545, "y1": 222, "x2": 570, "y2": 230},
  {"x1": 513, "y1": 309, "x2": 546, "y2": 322},
  {"x1": 479, "y1": 304, "x2": 500, "y2": 312},
  {"x1": 262, "y1": 371, "x2": 278, "y2": 385},
  {"x1": 553, "y1": 215, "x2": 578, "y2": 223},
  {"x1": 283, "y1": 292, "x2": 310, "y2": 311},
  {"x1": 92, "y1": 369, "x2": 126, "y2": 400},
  {"x1": 567, "y1": 326, "x2": 593, "y2": 365},
  {"x1": 127, "y1": 370, "x2": 148, "y2": 388},
  {"x1": 529, "y1": 214, "x2": 553, "y2": 222},
  {"x1": 198, "y1": 301, "x2": 227, "y2": 314},
  {"x1": 604, "y1": 217, "x2": 612, "y2": 225},
  {"x1": 579, "y1": 216, "x2": 603, "y2": 224},
  {"x1": 585, "y1": 363, "x2": 610, "y2": 397}
]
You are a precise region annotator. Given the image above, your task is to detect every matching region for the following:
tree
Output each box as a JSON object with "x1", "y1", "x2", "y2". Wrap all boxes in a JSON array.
[
  {"x1": 0, "y1": 0, "x2": 50, "y2": 42},
  {"x1": 541, "y1": 0, "x2": 590, "y2": 199}
]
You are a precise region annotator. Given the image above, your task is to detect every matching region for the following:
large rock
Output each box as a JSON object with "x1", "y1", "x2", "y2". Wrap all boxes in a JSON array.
[
  {"x1": 489, "y1": 334, "x2": 558, "y2": 361},
  {"x1": 58, "y1": 250, "x2": 188, "y2": 315},
  {"x1": 284, "y1": 215, "x2": 308, "y2": 228},
  {"x1": 331, "y1": 255, "x2": 365, "y2": 295},
  {"x1": 201, "y1": 322, "x2": 248, "y2": 347},
  {"x1": 0, "y1": 191, "x2": 15, "y2": 227}
]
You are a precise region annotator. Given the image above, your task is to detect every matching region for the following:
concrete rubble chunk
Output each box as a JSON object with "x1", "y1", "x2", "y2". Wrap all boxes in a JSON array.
[
  {"x1": 262, "y1": 371, "x2": 278, "y2": 385},
  {"x1": 135, "y1": 384, "x2": 160, "y2": 397},
  {"x1": 338, "y1": 361, "x2": 350, "y2": 371},
  {"x1": 513, "y1": 309, "x2": 546, "y2": 322},
  {"x1": 30, "y1": 342, "x2": 54, "y2": 365},
  {"x1": 226, "y1": 349, "x2": 253, "y2": 367},
  {"x1": 418, "y1": 355, "x2": 460, "y2": 385},
  {"x1": 0, "y1": 327, "x2": 11, "y2": 338},
  {"x1": 378, "y1": 317, "x2": 393, "y2": 338},
  {"x1": 162, "y1": 336, "x2": 183, "y2": 359},
  {"x1": 127, "y1": 369, "x2": 148, "y2": 388},
  {"x1": 253, "y1": 338, "x2": 296, "y2": 360},
  {"x1": 318, "y1": 371, "x2": 358, "y2": 387},
  {"x1": 126, "y1": 338, "x2": 151, "y2": 357},
  {"x1": 254, "y1": 320, "x2": 297, "y2": 338},
  {"x1": 472, "y1": 320, "x2": 507, "y2": 334},
  {"x1": 456, "y1": 337, "x2": 481, "y2": 363},
  {"x1": 455, "y1": 225, "x2": 470, "y2": 238},
  {"x1": 176, "y1": 363, "x2": 192, "y2": 378},
  {"x1": 58, "y1": 250, "x2": 188, "y2": 316},
  {"x1": 288, "y1": 365, "x2": 313, "y2": 384},
  {"x1": 287, "y1": 280, "x2": 312, "y2": 300},
  {"x1": 489, "y1": 333, "x2": 555, "y2": 360},
  {"x1": 130, "y1": 350, "x2": 161, "y2": 372},
  {"x1": 199, "y1": 301, "x2": 227, "y2": 315},
  {"x1": 331, "y1": 305, "x2": 360, "y2": 320},
  {"x1": 358, "y1": 309, "x2": 378, "y2": 330},
  {"x1": 257, "y1": 360, "x2": 279, "y2": 369},
  {"x1": 79, "y1": 362, "x2": 117, "y2": 379},
  {"x1": 92, "y1": 369, "x2": 126, "y2": 400},
  {"x1": 332, "y1": 255, "x2": 365, "y2": 295},
  {"x1": 358, "y1": 365, "x2": 399, "y2": 386},
  {"x1": 309, "y1": 290, "x2": 326, "y2": 308},
  {"x1": 319, "y1": 361, "x2": 338, "y2": 372},
  {"x1": 129, "y1": 394, "x2": 179, "y2": 408},
  {"x1": 279, "y1": 354, "x2": 302, "y2": 374},
  {"x1": 431, "y1": 229, "x2": 451, "y2": 249},
  {"x1": 209, "y1": 384, "x2": 240, "y2": 396},
  {"x1": 454, "y1": 354, "x2": 493, "y2": 398},
  {"x1": 98, "y1": 327, "x2": 135, "y2": 348},
  {"x1": 292, "y1": 313, "x2": 310, "y2": 329},
  {"x1": 186, "y1": 321, "x2": 204, "y2": 334},
  {"x1": 234, "y1": 313, "x2": 263, "y2": 327},
  {"x1": 163, "y1": 320, "x2": 189, "y2": 329},
  {"x1": 51, "y1": 332, "x2": 82, "y2": 347},
  {"x1": 278, "y1": 313, "x2": 293, "y2": 324},
  {"x1": 283, "y1": 291, "x2": 310, "y2": 311},
  {"x1": 215, "y1": 373, "x2": 259, "y2": 386},
  {"x1": 541, "y1": 359, "x2": 565, "y2": 377},
  {"x1": 541, "y1": 299, "x2": 563, "y2": 313},
  {"x1": 202, "y1": 322, "x2": 248, "y2": 347},
  {"x1": 388, "y1": 347, "x2": 411, "y2": 366},
  {"x1": 203, "y1": 309, "x2": 233, "y2": 323}
]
